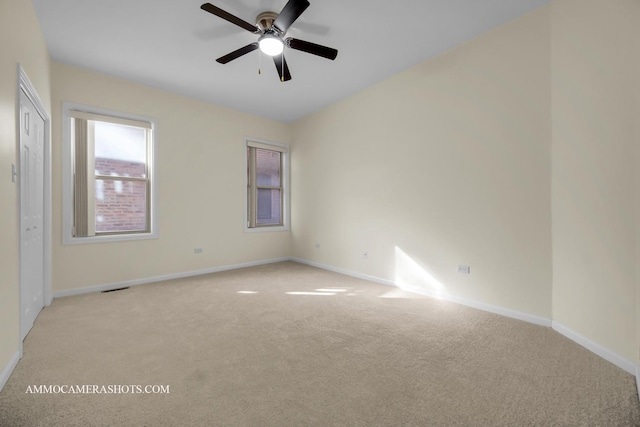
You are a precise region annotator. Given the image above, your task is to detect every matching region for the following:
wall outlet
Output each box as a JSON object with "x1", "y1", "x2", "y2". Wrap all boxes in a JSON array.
[
  {"x1": 458, "y1": 265, "x2": 470, "y2": 274},
  {"x1": 363, "y1": 251, "x2": 368, "y2": 260},
  {"x1": 315, "y1": 243, "x2": 320, "y2": 249},
  {"x1": 194, "y1": 248, "x2": 203, "y2": 254}
]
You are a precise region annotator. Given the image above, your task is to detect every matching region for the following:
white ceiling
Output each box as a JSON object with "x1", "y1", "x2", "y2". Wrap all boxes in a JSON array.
[{"x1": 32, "y1": 0, "x2": 550, "y2": 123}]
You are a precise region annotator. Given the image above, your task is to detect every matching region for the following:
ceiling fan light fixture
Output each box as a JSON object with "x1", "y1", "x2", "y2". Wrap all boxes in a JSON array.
[
  {"x1": 258, "y1": 34, "x2": 284, "y2": 56},
  {"x1": 201, "y1": 1, "x2": 337, "y2": 82}
]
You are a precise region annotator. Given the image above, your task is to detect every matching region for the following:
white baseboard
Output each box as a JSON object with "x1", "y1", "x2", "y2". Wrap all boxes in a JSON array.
[
  {"x1": 53, "y1": 257, "x2": 291, "y2": 298},
  {"x1": 0, "y1": 350, "x2": 21, "y2": 392},
  {"x1": 552, "y1": 322, "x2": 637, "y2": 376},
  {"x1": 290, "y1": 257, "x2": 552, "y2": 327},
  {"x1": 292, "y1": 257, "x2": 397, "y2": 287},
  {"x1": 438, "y1": 292, "x2": 552, "y2": 327}
]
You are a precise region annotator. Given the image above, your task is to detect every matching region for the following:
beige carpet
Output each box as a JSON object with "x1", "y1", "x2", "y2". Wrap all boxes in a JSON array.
[{"x1": 1, "y1": 261, "x2": 638, "y2": 426}]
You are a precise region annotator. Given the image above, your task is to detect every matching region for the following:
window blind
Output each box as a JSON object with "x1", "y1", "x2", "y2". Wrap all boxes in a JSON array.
[
  {"x1": 69, "y1": 110, "x2": 152, "y2": 130},
  {"x1": 247, "y1": 140, "x2": 287, "y2": 153},
  {"x1": 73, "y1": 118, "x2": 89, "y2": 236}
]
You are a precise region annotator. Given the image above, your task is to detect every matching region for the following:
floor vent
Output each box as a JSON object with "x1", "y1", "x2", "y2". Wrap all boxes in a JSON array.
[{"x1": 101, "y1": 287, "x2": 130, "y2": 293}]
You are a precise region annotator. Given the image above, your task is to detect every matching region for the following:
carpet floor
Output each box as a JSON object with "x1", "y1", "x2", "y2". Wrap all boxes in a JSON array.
[{"x1": 1, "y1": 261, "x2": 639, "y2": 426}]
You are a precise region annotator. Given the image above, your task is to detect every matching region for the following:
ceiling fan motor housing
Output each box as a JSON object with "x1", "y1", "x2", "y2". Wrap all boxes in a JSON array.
[{"x1": 256, "y1": 11, "x2": 280, "y2": 33}]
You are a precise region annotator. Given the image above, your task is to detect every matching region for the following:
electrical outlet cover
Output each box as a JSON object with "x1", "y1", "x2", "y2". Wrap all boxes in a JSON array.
[{"x1": 458, "y1": 265, "x2": 470, "y2": 274}]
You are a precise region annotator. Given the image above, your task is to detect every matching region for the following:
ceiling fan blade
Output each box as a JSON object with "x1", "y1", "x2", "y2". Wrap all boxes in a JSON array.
[
  {"x1": 286, "y1": 38, "x2": 338, "y2": 60},
  {"x1": 200, "y1": 3, "x2": 258, "y2": 33},
  {"x1": 273, "y1": 54, "x2": 292, "y2": 82},
  {"x1": 273, "y1": 0, "x2": 310, "y2": 33},
  {"x1": 216, "y1": 43, "x2": 259, "y2": 64}
]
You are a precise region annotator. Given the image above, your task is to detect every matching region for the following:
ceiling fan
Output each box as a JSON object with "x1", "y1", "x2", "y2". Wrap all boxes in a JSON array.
[{"x1": 200, "y1": 0, "x2": 338, "y2": 82}]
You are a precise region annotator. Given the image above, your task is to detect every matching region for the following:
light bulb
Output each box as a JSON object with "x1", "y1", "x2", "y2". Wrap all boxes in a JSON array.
[{"x1": 259, "y1": 35, "x2": 284, "y2": 56}]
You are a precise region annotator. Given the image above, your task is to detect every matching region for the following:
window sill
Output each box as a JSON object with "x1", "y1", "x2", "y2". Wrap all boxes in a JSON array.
[
  {"x1": 63, "y1": 231, "x2": 158, "y2": 245},
  {"x1": 244, "y1": 225, "x2": 290, "y2": 233}
]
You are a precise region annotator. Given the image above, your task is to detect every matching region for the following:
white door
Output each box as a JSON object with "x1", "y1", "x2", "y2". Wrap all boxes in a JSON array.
[{"x1": 20, "y1": 88, "x2": 45, "y2": 340}]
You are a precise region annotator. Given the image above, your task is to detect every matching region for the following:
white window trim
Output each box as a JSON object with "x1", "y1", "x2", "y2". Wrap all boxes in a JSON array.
[
  {"x1": 62, "y1": 102, "x2": 158, "y2": 245},
  {"x1": 243, "y1": 137, "x2": 290, "y2": 233}
]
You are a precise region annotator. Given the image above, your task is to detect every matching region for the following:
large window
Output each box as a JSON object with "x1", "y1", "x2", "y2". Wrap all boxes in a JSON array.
[
  {"x1": 63, "y1": 104, "x2": 156, "y2": 244},
  {"x1": 246, "y1": 139, "x2": 289, "y2": 230}
]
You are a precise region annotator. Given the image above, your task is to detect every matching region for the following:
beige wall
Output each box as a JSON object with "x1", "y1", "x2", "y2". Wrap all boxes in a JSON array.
[
  {"x1": 291, "y1": 7, "x2": 553, "y2": 318},
  {"x1": 0, "y1": 1, "x2": 51, "y2": 373},
  {"x1": 51, "y1": 62, "x2": 291, "y2": 292},
  {"x1": 551, "y1": 0, "x2": 638, "y2": 363},
  {"x1": 291, "y1": 0, "x2": 640, "y2": 364},
  {"x1": 3, "y1": 0, "x2": 638, "y2": 382}
]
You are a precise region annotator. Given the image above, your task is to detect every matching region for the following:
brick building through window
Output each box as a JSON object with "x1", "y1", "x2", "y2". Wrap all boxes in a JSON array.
[{"x1": 94, "y1": 157, "x2": 147, "y2": 232}]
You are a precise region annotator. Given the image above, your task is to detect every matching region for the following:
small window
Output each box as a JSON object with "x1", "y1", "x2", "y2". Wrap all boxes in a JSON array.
[
  {"x1": 246, "y1": 139, "x2": 289, "y2": 231},
  {"x1": 62, "y1": 104, "x2": 156, "y2": 244}
]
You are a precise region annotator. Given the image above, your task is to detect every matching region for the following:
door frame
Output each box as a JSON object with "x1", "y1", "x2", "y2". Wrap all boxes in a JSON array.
[{"x1": 17, "y1": 65, "x2": 52, "y2": 345}]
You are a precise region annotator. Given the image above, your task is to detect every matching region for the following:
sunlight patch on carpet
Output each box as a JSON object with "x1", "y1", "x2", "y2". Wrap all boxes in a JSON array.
[{"x1": 286, "y1": 292, "x2": 336, "y2": 296}]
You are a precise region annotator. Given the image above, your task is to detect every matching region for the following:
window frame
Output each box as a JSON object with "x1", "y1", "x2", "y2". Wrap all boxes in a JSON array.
[
  {"x1": 244, "y1": 137, "x2": 290, "y2": 233},
  {"x1": 62, "y1": 102, "x2": 158, "y2": 245}
]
